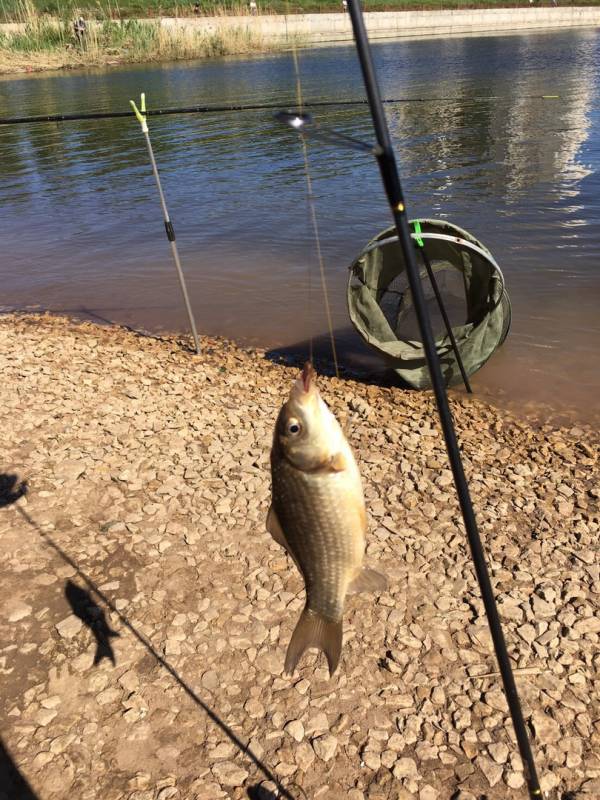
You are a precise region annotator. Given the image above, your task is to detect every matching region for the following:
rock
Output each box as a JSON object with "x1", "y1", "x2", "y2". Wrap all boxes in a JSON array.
[
  {"x1": 35, "y1": 708, "x2": 57, "y2": 727},
  {"x1": 8, "y1": 602, "x2": 33, "y2": 622},
  {"x1": 208, "y1": 742, "x2": 236, "y2": 760},
  {"x1": 393, "y1": 757, "x2": 418, "y2": 780},
  {"x1": 581, "y1": 778, "x2": 600, "y2": 794},
  {"x1": 531, "y1": 710, "x2": 561, "y2": 744},
  {"x1": 517, "y1": 623, "x2": 536, "y2": 644},
  {"x1": 211, "y1": 761, "x2": 249, "y2": 787},
  {"x1": 539, "y1": 771, "x2": 560, "y2": 793},
  {"x1": 573, "y1": 616, "x2": 600, "y2": 635},
  {"x1": 62, "y1": 460, "x2": 86, "y2": 481},
  {"x1": 488, "y1": 742, "x2": 509, "y2": 764},
  {"x1": 362, "y1": 751, "x2": 381, "y2": 770},
  {"x1": 312, "y1": 734, "x2": 338, "y2": 762},
  {"x1": 31, "y1": 751, "x2": 53, "y2": 770},
  {"x1": 505, "y1": 770, "x2": 525, "y2": 789},
  {"x1": 201, "y1": 670, "x2": 219, "y2": 691},
  {"x1": 294, "y1": 741, "x2": 315, "y2": 772},
  {"x1": 419, "y1": 787, "x2": 438, "y2": 800},
  {"x1": 284, "y1": 719, "x2": 304, "y2": 742},
  {"x1": 55, "y1": 615, "x2": 83, "y2": 638},
  {"x1": 476, "y1": 755, "x2": 502, "y2": 787}
]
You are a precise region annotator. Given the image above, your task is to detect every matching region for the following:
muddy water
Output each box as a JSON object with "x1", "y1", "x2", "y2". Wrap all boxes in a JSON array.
[{"x1": 0, "y1": 28, "x2": 599, "y2": 424}]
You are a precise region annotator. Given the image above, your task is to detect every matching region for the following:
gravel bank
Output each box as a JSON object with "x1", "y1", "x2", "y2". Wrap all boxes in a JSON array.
[{"x1": 0, "y1": 313, "x2": 598, "y2": 800}]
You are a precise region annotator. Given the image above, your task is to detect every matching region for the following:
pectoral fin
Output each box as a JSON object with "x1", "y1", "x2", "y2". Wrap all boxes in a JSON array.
[
  {"x1": 267, "y1": 504, "x2": 286, "y2": 546},
  {"x1": 347, "y1": 566, "x2": 388, "y2": 595},
  {"x1": 267, "y1": 505, "x2": 301, "y2": 572}
]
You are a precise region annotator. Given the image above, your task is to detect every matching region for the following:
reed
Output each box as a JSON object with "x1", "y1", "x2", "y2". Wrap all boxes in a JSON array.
[{"x1": 0, "y1": 1, "x2": 277, "y2": 69}]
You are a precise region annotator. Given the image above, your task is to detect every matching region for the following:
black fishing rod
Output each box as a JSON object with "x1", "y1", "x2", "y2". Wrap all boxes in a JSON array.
[
  {"x1": 0, "y1": 94, "x2": 559, "y2": 127},
  {"x1": 345, "y1": 0, "x2": 543, "y2": 797}
]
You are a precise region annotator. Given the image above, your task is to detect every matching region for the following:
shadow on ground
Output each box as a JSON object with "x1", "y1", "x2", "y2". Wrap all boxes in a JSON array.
[
  {"x1": 0, "y1": 474, "x2": 28, "y2": 508},
  {"x1": 1, "y1": 477, "x2": 299, "y2": 800},
  {"x1": 65, "y1": 580, "x2": 120, "y2": 666},
  {"x1": 264, "y1": 327, "x2": 411, "y2": 389},
  {"x1": 0, "y1": 738, "x2": 39, "y2": 800}
]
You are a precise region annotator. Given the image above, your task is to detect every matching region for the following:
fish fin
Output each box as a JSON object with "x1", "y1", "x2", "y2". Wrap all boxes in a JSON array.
[
  {"x1": 267, "y1": 505, "x2": 301, "y2": 572},
  {"x1": 328, "y1": 452, "x2": 347, "y2": 472},
  {"x1": 266, "y1": 504, "x2": 286, "y2": 546},
  {"x1": 284, "y1": 608, "x2": 342, "y2": 676},
  {"x1": 347, "y1": 566, "x2": 388, "y2": 595}
]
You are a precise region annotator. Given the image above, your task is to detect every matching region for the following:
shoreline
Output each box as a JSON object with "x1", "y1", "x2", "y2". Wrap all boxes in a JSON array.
[
  {"x1": 4, "y1": 307, "x2": 596, "y2": 430},
  {"x1": 1, "y1": 6, "x2": 599, "y2": 74},
  {"x1": 1, "y1": 310, "x2": 598, "y2": 798}
]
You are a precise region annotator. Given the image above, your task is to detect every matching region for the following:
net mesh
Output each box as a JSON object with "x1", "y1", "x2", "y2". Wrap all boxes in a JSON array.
[{"x1": 347, "y1": 219, "x2": 511, "y2": 389}]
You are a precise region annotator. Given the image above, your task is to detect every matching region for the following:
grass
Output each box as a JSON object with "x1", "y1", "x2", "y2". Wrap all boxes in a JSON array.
[
  {"x1": 0, "y1": 0, "x2": 596, "y2": 22},
  {"x1": 0, "y1": 0, "x2": 276, "y2": 70}
]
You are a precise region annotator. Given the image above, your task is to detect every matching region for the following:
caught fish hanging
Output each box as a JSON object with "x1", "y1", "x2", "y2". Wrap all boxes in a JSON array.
[{"x1": 268, "y1": 362, "x2": 387, "y2": 675}]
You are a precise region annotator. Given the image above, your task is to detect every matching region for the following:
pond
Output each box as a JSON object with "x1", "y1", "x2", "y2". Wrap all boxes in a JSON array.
[{"x1": 1, "y1": 27, "x2": 599, "y2": 424}]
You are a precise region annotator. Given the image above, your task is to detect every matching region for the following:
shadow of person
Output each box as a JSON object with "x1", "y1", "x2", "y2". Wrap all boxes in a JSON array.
[
  {"x1": 15, "y1": 503, "x2": 299, "y2": 800},
  {"x1": 247, "y1": 785, "x2": 278, "y2": 800},
  {"x1": 0, "y1": 738, "x2": 39, "y2": 800},
  {"x1": 65, "y1": 580, "x2": 120, "y2": 666},
  {"x1": 0, "y1": 475, "x2": 28, "y2": 508}
]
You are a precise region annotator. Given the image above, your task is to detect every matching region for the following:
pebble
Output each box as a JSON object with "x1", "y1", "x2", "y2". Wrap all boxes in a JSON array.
[
  {"x1": 312, "y1": 734, "x2": 338, "y2": 762},
  {"x1": 55, "y1": 615, "x2": 83, "y2": 638},
  {"x1": 284, "y1": 719, "x2": 304, "y2": 742},
  {"x1": 211, "y1": 761, "x2": 249, "y2": 787},
  {"x1": 7, "y1": 602, "x2": 33, "y2": 622}
]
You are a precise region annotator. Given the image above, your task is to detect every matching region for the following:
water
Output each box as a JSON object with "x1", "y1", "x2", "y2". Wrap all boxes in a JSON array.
[{"x1": 1, "y1": 29, "x2": 599, "y2": 425}]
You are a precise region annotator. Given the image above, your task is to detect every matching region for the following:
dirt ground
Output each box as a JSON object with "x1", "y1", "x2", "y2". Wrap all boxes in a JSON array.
[{"x1": 0, "y1": 313, "x2": 598, "y2": 800}]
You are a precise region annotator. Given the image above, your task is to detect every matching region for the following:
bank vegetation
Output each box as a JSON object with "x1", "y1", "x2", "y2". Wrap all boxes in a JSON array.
[{"x1": 0, "y1": 0, "x2": 279, "y2": 72}]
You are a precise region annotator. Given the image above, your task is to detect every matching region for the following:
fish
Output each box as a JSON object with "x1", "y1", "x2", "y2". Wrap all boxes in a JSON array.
[
  {"x1": 65, "y1": 580, "x2": 120, "y2": 666},
  {"x1": 268, "y1": 362, "x2": 387, "y2": 675}
]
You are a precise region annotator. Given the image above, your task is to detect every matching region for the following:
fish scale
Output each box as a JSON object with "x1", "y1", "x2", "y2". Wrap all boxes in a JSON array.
[{"x1": 274, "y1": 462, "x2": 362, "y2": 621}]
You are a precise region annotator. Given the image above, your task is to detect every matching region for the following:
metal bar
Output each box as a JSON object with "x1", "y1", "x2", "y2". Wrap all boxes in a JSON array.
[
  {"x1": 0, "y1": 95, "x2": 559, "y2": 126},
  {"x1": 419, "y1": 245, "x2": 473, "y2": 393},
  {"x1": 345, "y1": 0, "x2": 543, "y2": 796},
  {"x1": 141, "y1": 128, "x2": 200, "y2": 355}
]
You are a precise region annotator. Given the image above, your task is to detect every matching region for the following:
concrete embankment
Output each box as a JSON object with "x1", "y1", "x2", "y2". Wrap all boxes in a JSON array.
[
  {"x1": 161, "y1": 7, "x2": 600, "y2": 44},
  {"x1": 2, "y1": 7, "x2": 600, "y2": 43}
]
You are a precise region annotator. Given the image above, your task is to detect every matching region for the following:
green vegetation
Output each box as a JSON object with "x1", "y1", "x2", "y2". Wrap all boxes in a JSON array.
[
  {"x1": 0, "y1": 0, "x2": 276, "y2": 70},
  {"x1": 1, "y1": 0, "x2": 596, "y2": 23}
]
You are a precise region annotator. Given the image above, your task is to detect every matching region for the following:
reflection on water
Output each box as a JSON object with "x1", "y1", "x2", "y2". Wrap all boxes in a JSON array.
[{"x1": 0, "y1": 29, "x2": 599, "y2": 425}]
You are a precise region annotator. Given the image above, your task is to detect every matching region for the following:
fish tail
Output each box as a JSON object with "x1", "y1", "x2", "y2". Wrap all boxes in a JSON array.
[
  {"x1": 284, "y1": 607, "x2": 342, "y2": 676},
  {"x1": 94, "y1": 641, "x2": 116, "y2": 666}
]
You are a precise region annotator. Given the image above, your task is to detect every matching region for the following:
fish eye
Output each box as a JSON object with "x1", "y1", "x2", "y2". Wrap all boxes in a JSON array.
[{"x1": 287, "y1": 419, "x2": 302, "y2": 436}]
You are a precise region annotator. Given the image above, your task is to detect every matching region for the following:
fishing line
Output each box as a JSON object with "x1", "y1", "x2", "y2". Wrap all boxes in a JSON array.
[
  {"x1": 0, "y1": 95, "x2": 560, "y2": 126},
  {"x1": 289, "y1": 35, "x2": 339, "y2": 377}
]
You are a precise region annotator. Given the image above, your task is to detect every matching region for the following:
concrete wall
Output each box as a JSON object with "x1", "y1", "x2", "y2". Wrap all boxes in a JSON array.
[
  {"x1": 2, "y1": 8, "x2": 599, "y2": 41},
  {"x1": 160, "y1": 7, "x2": 600, "y2": 43}
]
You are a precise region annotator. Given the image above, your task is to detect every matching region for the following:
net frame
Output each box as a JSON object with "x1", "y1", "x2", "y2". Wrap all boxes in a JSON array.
[{"x1": 347, "y1": 219, "x2": 511, "y2": 389}]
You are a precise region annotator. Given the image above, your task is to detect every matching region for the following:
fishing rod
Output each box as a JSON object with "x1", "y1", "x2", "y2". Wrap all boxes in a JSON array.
[
  {"x1": 130, "y1": 92, "x2": 200, "y2": 355},
  {"x1": 343, "y1": 0, "x2": 543, "y2": 796},
  {"x1": 0, "y1": 94, "x2": 559, "y2": 127}
]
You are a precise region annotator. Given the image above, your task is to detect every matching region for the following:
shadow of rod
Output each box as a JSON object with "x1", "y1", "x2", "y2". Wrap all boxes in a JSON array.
[{"x1": 15, "y1": 504, "x2": 296, "y2": 800}]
